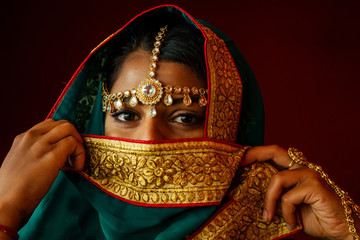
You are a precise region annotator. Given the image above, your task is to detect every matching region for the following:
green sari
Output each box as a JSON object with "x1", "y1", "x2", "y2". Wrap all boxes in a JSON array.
[{"x1": 19, "y1": 5, "x2": 300, "y2": 240}]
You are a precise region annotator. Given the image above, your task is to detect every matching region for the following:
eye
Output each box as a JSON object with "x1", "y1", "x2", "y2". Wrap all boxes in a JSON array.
[
  {"x1": 112, "y1": 110, "x2": 140, "y2": 123},
  {"x1": 170, "y1": 112, "x2": 203, "y2": 125}
]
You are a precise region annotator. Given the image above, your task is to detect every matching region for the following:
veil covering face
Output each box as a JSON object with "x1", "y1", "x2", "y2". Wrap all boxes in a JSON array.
[{"x1": 19, "y1": 5, "x2": 301, "y2": 240}]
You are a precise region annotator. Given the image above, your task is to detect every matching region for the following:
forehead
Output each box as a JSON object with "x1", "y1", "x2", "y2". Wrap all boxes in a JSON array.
[{"x1": 110, "y1": 51, "x2": 206, "y2": 92}]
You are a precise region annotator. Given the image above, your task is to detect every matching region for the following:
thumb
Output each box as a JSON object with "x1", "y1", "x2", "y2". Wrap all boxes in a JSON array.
[{"x1": 68, "y1": 143, "x2": 86, "y2": 171}]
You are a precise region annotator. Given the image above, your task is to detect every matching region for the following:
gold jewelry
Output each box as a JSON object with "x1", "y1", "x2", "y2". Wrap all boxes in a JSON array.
[
  {"x1": 288, "y1": 147, "x2": 360, "y2": 240},
  {"x1": 287, "y1": 159, "x2": 295, "y2": 169},
  {"x1": 102, "y1": 25, "x2": 208, "y2": 117},
  {"x1": 0, "y1": 224, "x2": 18, "y2": 240}
]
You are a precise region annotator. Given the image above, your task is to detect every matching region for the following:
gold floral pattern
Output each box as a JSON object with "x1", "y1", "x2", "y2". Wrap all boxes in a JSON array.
[
  {"x1": 82, "y1": 137, "x2": 249, "y2": 206},
  {"x1": 199, "y1": 24, "x2": 243, "y2": 142},
  {"x1": 188, "y1": 162, "x2": 302, "y2": 240}
]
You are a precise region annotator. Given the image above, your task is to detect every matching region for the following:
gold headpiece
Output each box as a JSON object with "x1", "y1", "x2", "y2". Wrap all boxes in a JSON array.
[{"x1": 102, "y1": 25, "x2": 208, "y2": 117}]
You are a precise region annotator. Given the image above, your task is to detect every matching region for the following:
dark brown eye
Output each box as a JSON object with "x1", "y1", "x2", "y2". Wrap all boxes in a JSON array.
[
  {"x1": 171, "y1": 113, "x2": 202, "y2": 125},
  {"x1": 112, "y1": 110, "x2": 140, "y2": 122}
]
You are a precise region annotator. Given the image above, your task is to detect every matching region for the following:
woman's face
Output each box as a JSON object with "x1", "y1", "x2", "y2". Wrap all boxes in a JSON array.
[{"x1": 105, "y1": 50, "x2": 207, "y2": 140}]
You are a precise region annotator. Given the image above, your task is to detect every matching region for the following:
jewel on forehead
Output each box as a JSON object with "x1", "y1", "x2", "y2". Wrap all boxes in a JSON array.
[
  {"x1": 101, "y1": 25, "x2": 208, "y2": 116},
  {"x1": 142, "y1": 84, "x2": 156, "y2": 97},
  {"x1": 136, "y1": 79, "x2": 163, "y2": 106}
]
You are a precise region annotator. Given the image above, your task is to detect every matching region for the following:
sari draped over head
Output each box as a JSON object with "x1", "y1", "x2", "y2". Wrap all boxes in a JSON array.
[{"x1": 19, "y1": 5, "x2": 301, "y2": 240}]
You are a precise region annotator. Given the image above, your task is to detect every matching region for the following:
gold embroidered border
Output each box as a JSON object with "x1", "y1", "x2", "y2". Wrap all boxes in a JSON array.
[
  {"x1": 199, "y1": 24, "x2": 243, "y2": 142},
  {"x1": 189, "y1": 162, "x2": 302, "y2": 239},
  {"x1": 82, "y1": 137, "x2": 248, "y2": 205}
]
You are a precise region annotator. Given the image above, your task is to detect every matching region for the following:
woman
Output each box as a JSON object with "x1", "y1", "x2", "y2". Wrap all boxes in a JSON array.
[{"x1": 0, "y1": 5, "x2": 358, "y2": 240}]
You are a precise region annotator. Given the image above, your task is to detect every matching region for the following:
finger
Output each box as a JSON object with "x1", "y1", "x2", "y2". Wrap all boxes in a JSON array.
[
  {"x1": 47, "y1": 135, "x2": 86, "y2": 170},
  {"x1": 26, "y1": 121, "x2": 83, "y2": 162},
  {"x1": 263, "y1": 169, "x2": 307, "y2": 221},
  {"x1": 280, "y1": 183, "x2": 312, "y2": 230},
  {"x1": 241, "y1": 145, "x2": 291, "y2": 168},
  {"x1": 68, "y1": 150, "x2": 86, "y2": 171},
  {"x1": 42, "y1": 121, "x2": 83, "y2": 145},
  {"x1": 19, "y1": 119, "x2": 70, "y2": 143},
  {"x1": 28, "y1": 119, "x2": 68, "y2": 133},
  {"x1": 29, "y1": 118, "x2": 56, "y2": 129}
]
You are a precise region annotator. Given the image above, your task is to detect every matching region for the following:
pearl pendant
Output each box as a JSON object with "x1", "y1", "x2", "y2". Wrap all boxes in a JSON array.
[
  {"x1": 114, "y1": 99, "x2": 123, "y2": 110},
  {"x1": 149, "y1": 106, "x2": 157, "y2": 118},
  {"x1": 129, "y1": 96, "x2": 138, "y2": 107},
  {"x1": 164, "y1": 94, "x2": 173, "y2": 106}
]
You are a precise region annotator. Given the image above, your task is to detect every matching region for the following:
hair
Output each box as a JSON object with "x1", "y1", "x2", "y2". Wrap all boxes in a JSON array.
[{"x1": 104, "y1": 13, "x2": 206, "y2": 90}]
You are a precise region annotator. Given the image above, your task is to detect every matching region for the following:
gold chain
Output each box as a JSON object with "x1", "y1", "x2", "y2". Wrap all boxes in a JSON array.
[{"x1": 288, "y1": 147, "x2": 359, "y2": 240}]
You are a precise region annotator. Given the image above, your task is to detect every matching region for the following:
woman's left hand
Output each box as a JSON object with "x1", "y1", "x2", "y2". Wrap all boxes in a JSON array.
[{"x1": 241, "y1": 145, "x2": 358, "y2": 240}]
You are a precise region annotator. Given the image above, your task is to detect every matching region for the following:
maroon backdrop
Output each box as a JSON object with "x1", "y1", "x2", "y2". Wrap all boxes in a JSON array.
[{"x1": 1, "y1": 1, "x2": 359, "y2": 239}]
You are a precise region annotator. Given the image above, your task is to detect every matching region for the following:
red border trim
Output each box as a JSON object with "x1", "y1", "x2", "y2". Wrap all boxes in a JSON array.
[{"x1": 81, "y1": 134, "x2": 244, "y2": 147}]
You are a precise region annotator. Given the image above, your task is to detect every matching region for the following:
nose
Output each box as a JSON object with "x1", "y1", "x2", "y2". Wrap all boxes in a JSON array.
[{"x1": 135, "y1": 117, "x2": 166, "y2": 141}]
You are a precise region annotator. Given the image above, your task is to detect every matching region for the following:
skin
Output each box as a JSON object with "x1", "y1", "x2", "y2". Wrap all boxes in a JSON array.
[
  {"x1": 242, "y1": 146, "x2": 359, "y2": 240},
  {"x1": 0, "y1": 119, "x2": 85, "y2": 237},
  {"x1": 105, "y1": 50, "x2": 207, "y2": 140},
  {"x1": 0, "y1": 50, "x2": 358, "y2": 240}
]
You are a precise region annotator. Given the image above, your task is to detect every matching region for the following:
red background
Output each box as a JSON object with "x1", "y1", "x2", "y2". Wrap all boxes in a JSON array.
[{"x1": 1, "y1": 1, "x2": 359, "y2": 239}]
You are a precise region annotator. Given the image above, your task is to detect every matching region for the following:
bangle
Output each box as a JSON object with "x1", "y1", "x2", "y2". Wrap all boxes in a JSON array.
[
  {"x1": 0, "y1": 225, "x2": 19, "y2": 240},
  {"x1": 288, "y1": 147, "x2": 360, "y2": 240}
]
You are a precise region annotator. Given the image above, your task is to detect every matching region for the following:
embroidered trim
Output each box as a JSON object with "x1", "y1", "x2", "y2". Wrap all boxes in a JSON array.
[
  {"x1": 188, "y1": 162, "x2": 302, "y2": 239},
  {"x1": 82, "y1": 137, "x2": 248, "y2": 206},
  {"x1": 199, "y1": 24, "x2": 243, "y2": 142}
]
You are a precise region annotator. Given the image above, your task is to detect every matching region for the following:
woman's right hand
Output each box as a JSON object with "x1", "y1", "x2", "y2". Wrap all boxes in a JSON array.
[{"x1": 0, "y1": 119, "x2": 85, "y2": 231}]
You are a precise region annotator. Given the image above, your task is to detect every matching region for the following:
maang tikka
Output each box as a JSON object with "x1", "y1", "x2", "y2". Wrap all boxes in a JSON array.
[{"x1": 102, "y1": 25, "x2": 208, "y2": 117}]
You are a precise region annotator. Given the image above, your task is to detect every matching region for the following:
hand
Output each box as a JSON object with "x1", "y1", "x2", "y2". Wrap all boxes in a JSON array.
[
  {"x1": 0, "y1": 119, "x2": 85, "y2": 231},
  {"x1": 242, "y1": 145, "x2": 357, "y2": 240}
]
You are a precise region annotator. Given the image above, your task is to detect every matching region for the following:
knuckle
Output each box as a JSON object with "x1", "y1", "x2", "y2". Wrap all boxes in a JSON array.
[
  {"x1": 303, "y1": 168, "x2": 321, "y2": 179},
  {"x1": 270, "y1": 144, "x2": 282, "y2": 152},
  {"x1": 268, "y1": 144, "x2": 287, "y2": 156},
  {"x1": 271, "y1": 172, "x2": 285, "y2": 184},
  {"x1": 281, "y1": 195, "x2": 290, "y2": 205},
  {"x1": 45, "y1": 149, "x2": 57, "y2": 161},
  {"x1": 66, "y1": 136, "x2": 78, "y2": 146},
  {"x1": 31, "y1": 140, "x2": 49, "y2": 158},
  {"x1": 59, "y1": 136, "x2": 78, "y2": 153},
  {"x1": 61, "y1": 122, "x2": 76, "y2": 133},
  {"x1": 23, "y1": 129, "x2": 37, "y2": 142},
  {"x1": 307, "y1": 173, "x2": 325, "y2": 188},
  {"x1": 13, "y1": 133, "x2": 25, "y2": 143}
]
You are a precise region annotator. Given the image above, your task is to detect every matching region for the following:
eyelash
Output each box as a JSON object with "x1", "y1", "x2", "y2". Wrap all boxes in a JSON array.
[
  {"x1": 111, "y1": 109, "x2": 204, "y2": 127},
  {"x1": 169, "y1": 112, "x2": 203, "y2": 125},
  {"x1": 111, "y1": 109, "x2": 140, "y2": 123}
]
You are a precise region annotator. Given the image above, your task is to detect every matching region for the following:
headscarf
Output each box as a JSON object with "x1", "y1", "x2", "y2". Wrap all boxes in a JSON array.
[{"x1": 19, "y1": 5, "x2": 299, "y2": 240}]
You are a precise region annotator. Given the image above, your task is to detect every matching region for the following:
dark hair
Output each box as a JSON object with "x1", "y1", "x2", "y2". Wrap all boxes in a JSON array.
[{"x1": 105, "y1": 13, "x2": 206, "y2": 90}]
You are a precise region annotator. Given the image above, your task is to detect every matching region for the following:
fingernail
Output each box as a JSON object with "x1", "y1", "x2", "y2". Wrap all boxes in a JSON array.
[{"x1": 262, "y1": 209, "x2": 269, "y2": 221}]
